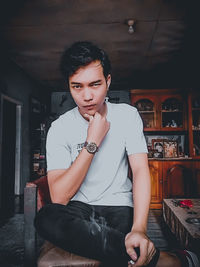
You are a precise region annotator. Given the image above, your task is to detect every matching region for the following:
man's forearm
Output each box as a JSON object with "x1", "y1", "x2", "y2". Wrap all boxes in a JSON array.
[
  {"x1": 132, "y1": 166, "x2": 151, "y2": 233},
  {"x1": 48, "y1": 148, "x2": 94, "y2": 204},
  {"x1": 126, "y1": 156, "x2": 155, "y2": 266}
]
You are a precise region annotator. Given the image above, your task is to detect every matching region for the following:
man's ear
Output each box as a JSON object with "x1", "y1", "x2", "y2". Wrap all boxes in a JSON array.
[{"x1": 106, "y1": 74, "x2": 111, "y2": 90}]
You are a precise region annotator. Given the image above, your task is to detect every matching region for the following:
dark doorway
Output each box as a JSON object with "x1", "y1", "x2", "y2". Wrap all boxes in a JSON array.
[{"x1": 0, "y1": 99, "x2": 16, "y2": 218}]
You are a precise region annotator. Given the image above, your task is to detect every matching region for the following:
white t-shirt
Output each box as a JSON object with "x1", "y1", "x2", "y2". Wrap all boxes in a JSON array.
[{"x1": 46, "y1": 102, "x2": 148, "y2": 207}]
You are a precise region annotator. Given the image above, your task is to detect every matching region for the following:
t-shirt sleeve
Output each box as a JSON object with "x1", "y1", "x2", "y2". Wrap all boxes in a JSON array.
[
  {"x1": 46, "y1": 122, "x2": 72, "y2": 171},
  {"x1": 125, "y1": 106, "x2": 148, "y2": 155}
]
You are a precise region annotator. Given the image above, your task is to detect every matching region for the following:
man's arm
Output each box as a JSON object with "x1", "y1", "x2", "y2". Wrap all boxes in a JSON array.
[
  {"x1": 48, "y1": 149, "x2": 94, "y2": 204},
  {"x1": 48, "y1": 112, "x2": 110, "y2": 204},
  {"x1": 129, "y1": 153, "x2": 151, "y2": 232},
  {"x1": 125, "y1": 153, "x2": 156, "y2": 267}
]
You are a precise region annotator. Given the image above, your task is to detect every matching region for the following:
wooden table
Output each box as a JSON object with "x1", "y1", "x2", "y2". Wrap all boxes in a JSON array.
[{"x1": 163, "y1": 199, "x2": 200, "y2": 252}]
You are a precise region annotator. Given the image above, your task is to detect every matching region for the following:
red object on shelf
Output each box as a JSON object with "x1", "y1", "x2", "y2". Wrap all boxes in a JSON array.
[{"x1": 179, "y1": 199, "x2": 193, "y2": 208}]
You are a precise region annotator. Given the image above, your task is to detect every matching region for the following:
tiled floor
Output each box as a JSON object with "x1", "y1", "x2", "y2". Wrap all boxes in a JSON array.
[
  {"x1": 0, "y1": 209, "x2": 180, "y2": 267},
  {"x1": 0, "y1": 214, "x2": 24, "y2": 267},
  {"x1": 147, "y1": 209, "x2": 181, "y2": 251}
]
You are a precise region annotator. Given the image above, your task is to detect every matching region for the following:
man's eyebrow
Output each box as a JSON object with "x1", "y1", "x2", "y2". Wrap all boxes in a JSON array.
[
  {"x1": 70, "y1": 80, "x2": 102, "y2": 85},
  {"x1": 70, "y1": 82, "x2": 82, "y2": 84}
]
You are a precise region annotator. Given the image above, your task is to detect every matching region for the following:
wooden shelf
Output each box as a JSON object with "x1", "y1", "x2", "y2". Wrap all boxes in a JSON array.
[
  {"x1": 161, "y1": 127, "x2": 184, "y2": 131},
  {"x1": 192, "y1": 108, "x2": 200, "y2": 111},
  {"x1": 139, "y1": 111, "x2": 155, "y2": 113},
  {"x1": 161, "y1": 110, "x2": 182, "y2": 113},
  {"x1": 131, "y1": 89, "x2": 200, "y2": 208}
]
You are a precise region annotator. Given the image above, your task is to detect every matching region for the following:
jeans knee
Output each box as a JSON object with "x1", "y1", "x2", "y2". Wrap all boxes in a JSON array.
[
  {"x1": 34, "y1": 204, "x2": 55, "y2": 234},
  {"x1": 34, "y1": 203, "x2": 67, "y2": 239}
]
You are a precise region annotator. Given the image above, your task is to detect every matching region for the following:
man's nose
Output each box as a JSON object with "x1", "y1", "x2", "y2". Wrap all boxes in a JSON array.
[{"x1": 83, "y1": 88, "x2": 93, "y2": 101}]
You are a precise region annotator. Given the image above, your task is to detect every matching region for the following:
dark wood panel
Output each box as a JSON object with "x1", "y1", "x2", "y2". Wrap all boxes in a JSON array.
[
  {"x1": 150, "y1": 21, "x2": 187, "y2": 55},
  {"x1": 159, "y1": 0, "x2": 188, "y2": 20},
  {"x1": 3, "y1": 22, "x2": 156, "y2": 48},
  {"x1": 149, "y1": 161, "x2": 163, "y2": 209},
  {"x1": 0, "y1": 0, "x2": 198, "y2": 90},
  {"x1": 163, "y1": 161, "x2": 194, "y2": 198},
  {"x1": 193, "y1": 161, "x2": 200, "y2": 197},
  {"x1": 5, "y1": 0, "x2": 161, "y2": 27}
]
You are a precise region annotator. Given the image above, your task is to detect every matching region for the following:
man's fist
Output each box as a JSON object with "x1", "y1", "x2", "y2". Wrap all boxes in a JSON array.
[{"x1": 84, "y1": 112, "x2": 110, "y2": 147}]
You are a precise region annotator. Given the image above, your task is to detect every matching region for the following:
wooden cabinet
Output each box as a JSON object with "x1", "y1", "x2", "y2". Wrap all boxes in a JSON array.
[
  {"x1": 130, "y1": 94, "x2": 158, "y2": 131},
  {"x1": 160, "y1": 94, "x2": 187, "y2": 131},
  {"x1": 148, "y1": 160, "x2": 200, "y2": 209},
  {"x1": 31, "y1": 123, "x2": 47, "y2": 180},
  {"x1": 131, "y1": 89, "x2": 190, "y2": 208},
  {"x1": 188, "y1": 90, "x2": 200, "y2": 158},
  {"x1": 149, "y1": 161, "x2": 163, "y2": 209},
  {"x1": 131, "y1": 89, "x2": 187, "y2": 132},
  {"x1": 130, "y1": 88, "x2": 200, "y2": 208},
  {"x1": 193, "y1": 161, "x2": 200, "y2": 196},
  {"x1": 162, "y1": 161, "x2": 193, "y2": 198},
  {"x1": 30, "y1": 98, "x2": 47, "y2": 180}
]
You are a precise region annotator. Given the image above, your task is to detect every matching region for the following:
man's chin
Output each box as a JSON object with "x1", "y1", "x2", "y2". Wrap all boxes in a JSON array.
[
  {"x1": 85, "y1": 110, "x2": 96, "y2": 116},
  {"x1": 79, "y1": 108, "x2": 96, "y2": 118}
]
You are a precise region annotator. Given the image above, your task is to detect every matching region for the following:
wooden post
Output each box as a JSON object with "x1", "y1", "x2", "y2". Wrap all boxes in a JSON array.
[{"x1": 24, "y1": 183, "x2": 37, "y2": 267}]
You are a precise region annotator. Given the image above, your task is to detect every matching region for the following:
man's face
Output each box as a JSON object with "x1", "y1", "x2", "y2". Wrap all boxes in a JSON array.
[{"x1": 69, "y1": 60, "x2": 111, "y2": 117}]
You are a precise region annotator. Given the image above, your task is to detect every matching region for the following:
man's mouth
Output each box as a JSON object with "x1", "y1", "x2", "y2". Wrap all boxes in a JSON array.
[{"x1": 84, "y1": 104, "x2": 96, "y2": 109}]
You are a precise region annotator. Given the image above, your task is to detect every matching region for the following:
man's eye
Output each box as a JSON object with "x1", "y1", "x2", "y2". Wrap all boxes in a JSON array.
[
  {"x1": 72, "y1": 85, "x2": 81, "y2": 89},
  {"x1": 92, "y1": 83, "x2": 100, "y2": 87}
]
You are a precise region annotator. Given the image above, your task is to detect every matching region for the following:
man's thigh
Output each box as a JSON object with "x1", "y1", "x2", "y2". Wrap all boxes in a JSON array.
[
  {"x1": 94, "y1": 205, "x2": 133, "y2": 234},
  {"x1": 34, "y1": 201, "x2": 94, "y2": 239}
]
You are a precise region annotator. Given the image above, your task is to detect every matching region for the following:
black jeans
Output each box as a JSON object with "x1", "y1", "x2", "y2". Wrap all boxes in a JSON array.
[{"x1": 34, "y1": 200, "x2": 134, "y2": 266}]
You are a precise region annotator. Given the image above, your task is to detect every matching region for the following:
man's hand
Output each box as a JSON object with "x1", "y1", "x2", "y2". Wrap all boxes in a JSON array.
[
  {"x1": 84, "y1": 112, "x2": 110, "y2": 147},
  {"x1": 125, "y1": 229, "x2": 156, "y2": 267}
]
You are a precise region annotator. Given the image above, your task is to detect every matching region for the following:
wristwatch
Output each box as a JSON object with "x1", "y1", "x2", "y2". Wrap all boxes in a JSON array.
[{"x1": 84, "y1": 141, "x2": 98, "y2": 154}]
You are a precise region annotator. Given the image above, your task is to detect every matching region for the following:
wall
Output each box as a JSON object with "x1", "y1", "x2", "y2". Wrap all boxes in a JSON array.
[
  {"x1": 51, "y1": 90, "x2": 131, "y2": 117},
  {"x1": 0, "y1": 58, "x2": 49, "y2": 194}
]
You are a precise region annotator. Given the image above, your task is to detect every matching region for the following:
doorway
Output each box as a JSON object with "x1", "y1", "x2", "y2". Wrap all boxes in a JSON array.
[{"x1": 0, "y1": 94, "x2": 22, "y2": 218}]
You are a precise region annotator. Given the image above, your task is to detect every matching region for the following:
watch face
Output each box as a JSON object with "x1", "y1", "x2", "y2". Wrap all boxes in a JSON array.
[{"x1": 87, "y1": 142, "x2": 97, "y2": 153}]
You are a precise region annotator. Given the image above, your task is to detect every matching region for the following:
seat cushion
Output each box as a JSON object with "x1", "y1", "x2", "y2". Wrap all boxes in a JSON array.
[{"x1": 38, "y1": 241, "x2": 101, "y2": 267}]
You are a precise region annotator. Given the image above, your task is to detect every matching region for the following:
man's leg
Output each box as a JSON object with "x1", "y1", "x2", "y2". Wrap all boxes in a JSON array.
[
  {"x1": 35, "y1": 202, "x2": 199, "y2": 267},
  {"x1": 98, "y1": 206, "x2": 200, "y2": 267},
  {"x1": 93, "y1": 205, "x2": 134, "y2": 266},
  {"x1": 34, "y1": 201, "x2": 130, "y2": 266}
]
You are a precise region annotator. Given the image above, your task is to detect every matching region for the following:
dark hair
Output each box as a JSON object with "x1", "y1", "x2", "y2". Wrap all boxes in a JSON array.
[{"x1": 60, "y1": 41, "x2": 111, "y2": 83}]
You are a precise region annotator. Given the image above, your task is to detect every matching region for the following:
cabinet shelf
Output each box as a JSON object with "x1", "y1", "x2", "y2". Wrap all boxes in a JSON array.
[
  {"x1": 139, "y1": 111, "x2": 155, "y2": 113},
  {"x1": 189, "y1": 91, "x2": 200, "y2": 157},
  {"x1": 161, "y1": 110, "x2": 182, "y2": 113},
  {"x1": 31, "y1": 124, "x2": 47, "y2": 180},
  {"x1": 192, "y1": 108, "x2": 200, "y2": 111},
  {"x1": 161, "y1": 127, "x2": 184, "y2": 131},
  {"x1": 33, "y1": 159, "x2": 46, "y2": 162}
]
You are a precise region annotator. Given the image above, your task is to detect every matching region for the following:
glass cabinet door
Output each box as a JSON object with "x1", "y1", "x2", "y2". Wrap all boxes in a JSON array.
[
  {"x1": 161, "y1": 97, "x2": 184, "y2": 130},
  {"x1": 192, "y1": 97, "x2": 200, "y2": 156},
  {"x1": 135, "y1": 99, "x2": 156, "y2": 130}
]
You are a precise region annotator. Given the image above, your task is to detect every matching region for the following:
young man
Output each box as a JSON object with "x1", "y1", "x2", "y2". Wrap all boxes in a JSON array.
[{"x1": 35, "y1": 42, "x2": 199, "y2": 267}]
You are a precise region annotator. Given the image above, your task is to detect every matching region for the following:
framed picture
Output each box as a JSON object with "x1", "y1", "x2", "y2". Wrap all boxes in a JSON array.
[
  {"x1": 163, "y1": 140, "x2": 178, "y2": 158},
  {"x1": 152, "y1": 139, "x2": 164, "y2": 158}
]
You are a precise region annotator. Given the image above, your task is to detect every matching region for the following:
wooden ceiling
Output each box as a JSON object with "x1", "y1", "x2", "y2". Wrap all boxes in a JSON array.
[{"x1": 0, "y1": 0, "x2": 199, "y2": 91}]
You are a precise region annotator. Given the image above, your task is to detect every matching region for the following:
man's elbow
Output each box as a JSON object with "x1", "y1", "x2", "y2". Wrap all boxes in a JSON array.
[{"x1": 50, "y1": 191, "x2": 71, "y2": 205}]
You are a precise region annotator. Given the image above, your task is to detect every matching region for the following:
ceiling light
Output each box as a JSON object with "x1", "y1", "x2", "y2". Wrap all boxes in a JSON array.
[{"x1": 127, "y1": 19, "x2": 135, "y2": 34}]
